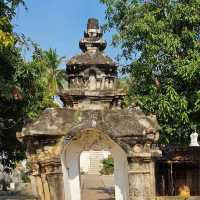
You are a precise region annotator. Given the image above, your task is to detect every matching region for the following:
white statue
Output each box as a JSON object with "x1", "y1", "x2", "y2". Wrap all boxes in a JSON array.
[
  {"x1": 89, "y1": 74, "x2": 96, "y2": 90},
  {"x1": 105, "y1": 78, "x2": 109, "y2": 89},
  {"x1": 190, "y1": 131, "x2": 199, "y2": 147}
]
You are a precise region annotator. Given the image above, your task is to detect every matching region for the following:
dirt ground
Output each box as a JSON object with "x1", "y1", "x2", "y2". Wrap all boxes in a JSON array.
[{"x1": 81, "y1": 174, "x2": 115, "y2": 200}]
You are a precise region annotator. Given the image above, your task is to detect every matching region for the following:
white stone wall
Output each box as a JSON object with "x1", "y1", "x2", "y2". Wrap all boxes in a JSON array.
[
  {"x1": 80, "y1": 150, "x2": 111, "y2": 174},
  {"x1": 80, "y1": 151, "x2": 90, "y2": 173}
]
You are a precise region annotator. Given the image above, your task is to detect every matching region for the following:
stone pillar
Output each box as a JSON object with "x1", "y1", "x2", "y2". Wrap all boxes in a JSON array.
[
  {"x1": 47, "y1": 174, "x2": 64, "y2": 200},
  {"x1": 29, "y1": 158, "x2": 64, "y2": 200},
  {"x1": 35, "y1": 175, "x2": 45, "y2": 200},
  {"x1": 41, "y1": 158, "x2": 65, "y2": 200},
  {"x1": 128, "y1": 148, "x2": 161, "y2": 200},
  {"x1": 41, "y1": 174, "x2": 51, "y2": 200},
  {"x1": 30, "y1": 162, "x2": 45, "y2": 200},
  {"x1": 30, "y1": 176, "x2": 38, "y2": 196}
]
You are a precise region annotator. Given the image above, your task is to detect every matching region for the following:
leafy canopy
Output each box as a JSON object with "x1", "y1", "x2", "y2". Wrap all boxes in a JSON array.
[
  {"x1": 100, "y1": 0, "x2": 200, "y2": 145},
  {"x1": 0, "y1": 0, "x2": 26, "y2": 49},
  {"x1": 0, "y1": 0, "x2": 67, "y2": 168}
]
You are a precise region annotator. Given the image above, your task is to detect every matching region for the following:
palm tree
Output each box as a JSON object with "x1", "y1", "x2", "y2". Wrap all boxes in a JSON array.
[{"x1": 44, "y1": 48, "x2": 67, "y2": 94}]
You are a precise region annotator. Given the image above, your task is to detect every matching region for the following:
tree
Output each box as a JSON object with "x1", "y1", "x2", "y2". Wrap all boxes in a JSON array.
[
  {"x1": 0, "y1": 0, "x2": 27, "y2": 169},
  {"x1": 43, "y1": 48, "x2": 67, "y2": 94},
  {"x1": 0, "y1": 0, "x2": 67, "y2": 168},
  {"x1": 100, "y1": 0, "x2": 200, "y2": 145},
  {"x1": 0, "y1": 46, "x2": 66, "y2": 168},
  {"x1": 15, "y1": 46, "x2": 67, "y2": 119},
  {"x1": 0, "y1": 0, "x2": 26, "y2": 49}
]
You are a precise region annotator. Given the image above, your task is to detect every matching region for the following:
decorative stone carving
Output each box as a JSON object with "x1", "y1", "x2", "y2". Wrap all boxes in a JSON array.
[
  {"x1": 31, "y1": 163, "x2": 40, "y2": 176},
  {"x1": 133, "y1": 144, "x2": 143, "y2": 153}
]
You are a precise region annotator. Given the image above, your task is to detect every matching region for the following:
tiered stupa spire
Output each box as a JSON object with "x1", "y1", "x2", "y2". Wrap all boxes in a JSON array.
[{"x1": 59, "y1": 18, "x2": 125, "y2": 109}]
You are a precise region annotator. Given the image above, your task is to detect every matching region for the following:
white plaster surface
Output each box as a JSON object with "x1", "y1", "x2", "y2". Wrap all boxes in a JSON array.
[
  {"x1": 61, "y1": 130, "x2": 129, "y2": 200},
  {"x1": 80, "y1": 150, "x2": 110, "y2": 174}
]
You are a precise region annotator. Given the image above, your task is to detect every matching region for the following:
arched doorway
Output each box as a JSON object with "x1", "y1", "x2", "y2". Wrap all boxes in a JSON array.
[
  {"x1": 61, "y1": 129, "x2": 129, "y2": 200},
  {"x1": 80, "y1": 150, "x2": 114, "y2": 200}
]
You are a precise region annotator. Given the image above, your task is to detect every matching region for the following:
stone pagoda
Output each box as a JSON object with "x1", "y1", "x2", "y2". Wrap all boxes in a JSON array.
[
  {"x1": 17, "y1": 18, "x2": 161, "y2": 200},
  {"x1": 59, "y1": 18, "x2": 125, "y2": 110}
]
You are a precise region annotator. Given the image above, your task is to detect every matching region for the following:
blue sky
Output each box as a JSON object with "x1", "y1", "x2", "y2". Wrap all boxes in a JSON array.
[{"x1": 13, "y1": 0, "x2": 119, "y2": 68}]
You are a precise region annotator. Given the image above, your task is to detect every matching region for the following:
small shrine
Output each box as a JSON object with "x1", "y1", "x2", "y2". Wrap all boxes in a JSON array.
[{"x1": 17, "y1": 18, "x2": 161, "y2": 200}]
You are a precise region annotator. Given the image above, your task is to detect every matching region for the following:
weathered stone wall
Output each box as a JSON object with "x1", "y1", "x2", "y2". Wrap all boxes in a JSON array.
[
  {"x1": 17, "y1": 108, "x2": 161, "y2": 200},
  {"x1": 128, "y1": 160, "x2": 156, "y2": 200},
  {"x1": 28, "y1": 157, "x2": 64, "y2": 200}
]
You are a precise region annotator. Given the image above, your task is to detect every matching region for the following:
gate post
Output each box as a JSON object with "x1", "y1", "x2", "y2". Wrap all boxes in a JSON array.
[{"x1": 128, "y1": 143, "x2": 161, "y2": 200}]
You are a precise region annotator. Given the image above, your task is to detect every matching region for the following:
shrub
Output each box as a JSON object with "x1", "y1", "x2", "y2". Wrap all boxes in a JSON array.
[{"x1": 100, "y1": 156, "x2": 114, "y2": 175}]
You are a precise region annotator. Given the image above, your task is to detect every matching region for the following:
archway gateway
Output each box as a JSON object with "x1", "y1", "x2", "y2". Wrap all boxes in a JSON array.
[
  {"x1": 17, "y1": 18, "x2": 161, "y2": 200},
  {"x1": 61, "y1": 129, "x2": 129, "y2": 200}
]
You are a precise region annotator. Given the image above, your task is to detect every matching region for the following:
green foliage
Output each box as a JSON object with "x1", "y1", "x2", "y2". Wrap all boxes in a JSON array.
[
  {"x1": 14, "y1": 47, "x2": 66, "y2": 119},
  {"x1": 100, "y1": 156, "x2": 114, "y2": 175},
  {"x1": 101, "y1": 0, "x2": 200, "y2": 145},
  {"x1": 21, "y1": 171, "x2": 30, "y2": 183},
  {"x1": 0, "y1": 0, "x2": 26, "y2": 19},
  {"x1": 0, "y1": 0, "x2": 26, "y2": 49},
  {"x1": 0, "y1": 17, "x2": 14, "y2": 49},
  {"x1": 42, "y1": 48, "x2": 67, "y2": 94},
  {"x1": 0, "y1": 0, "x2": 67, "y2": 168},
  {"x1": 0, "y1": 45, "x2": 26, "y2": 169},
  {"x1": 115, "y1": 77, "x2": 129, "y2": 91},
  {"x1": 1, "y1": 45, "x2": 67, "y2": 168}
]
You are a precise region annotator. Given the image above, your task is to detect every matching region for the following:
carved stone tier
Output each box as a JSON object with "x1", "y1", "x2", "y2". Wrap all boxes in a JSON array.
[
  {"x1": 63, "y1": 18, "x2": 123, "y2": 109},
  {"x1": 59, "y1": 89, "x2": 125, "y2": 109}
]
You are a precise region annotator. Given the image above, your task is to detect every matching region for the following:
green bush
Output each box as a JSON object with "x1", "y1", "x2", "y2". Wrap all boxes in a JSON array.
[
  {"x1": 21, "y1": 171, "x2": 30, "y2": 183},
  {"x1": 100, "y1": 156, "x2": 114, "y2": 175}
]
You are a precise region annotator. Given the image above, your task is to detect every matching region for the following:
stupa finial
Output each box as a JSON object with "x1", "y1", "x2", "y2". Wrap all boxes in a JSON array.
[
  {"x1": 79, "y1": 18, "x2": 106, "y2": 53},
  {"x1": 87, "y1": 18, "x2": 99, "y2": 30}
]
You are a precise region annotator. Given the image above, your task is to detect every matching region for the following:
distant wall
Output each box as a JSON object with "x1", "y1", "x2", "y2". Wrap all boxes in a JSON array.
[{"x1": 80, "y1": 150, "x2": 111, "y2": 174}]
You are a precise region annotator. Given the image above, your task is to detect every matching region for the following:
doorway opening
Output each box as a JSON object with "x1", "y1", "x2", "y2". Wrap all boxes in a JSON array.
[
  {"x1": 80, "y1": 150, "x2": 114, "y2": 200},
  {"x1": 61, "y1": 129, "x2": 129, "y2": 200}
]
